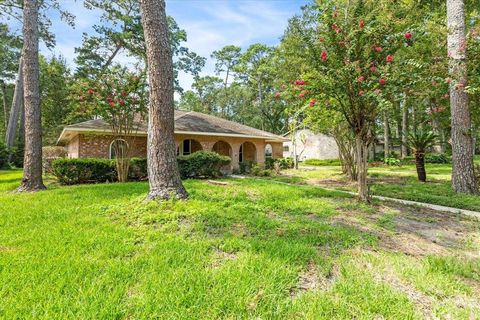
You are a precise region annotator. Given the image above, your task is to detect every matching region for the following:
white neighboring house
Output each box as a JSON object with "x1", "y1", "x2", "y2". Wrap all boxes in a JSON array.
[{"x1": 283, "y1": 128, "x2": 339, "y2": 161}]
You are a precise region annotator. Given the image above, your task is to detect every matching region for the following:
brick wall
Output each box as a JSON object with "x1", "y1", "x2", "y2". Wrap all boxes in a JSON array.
[
  {"x1": 66, "y1": 132, "x2": 284, "y2": 169},
  {"x1": 77, "y1": 134, "x2": 147, "y2": 159}
]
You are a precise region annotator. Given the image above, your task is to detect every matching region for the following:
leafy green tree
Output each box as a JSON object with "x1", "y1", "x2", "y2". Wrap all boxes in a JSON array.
[
  {"x1": 76, "y1": 0, "x2": 205, "y2": 92},
  {"x1": 39, "y1": 55, "x2": 73, "y2": 145},
  {"x1": 211, "y1": 45, "x2": 242, "y2": 89},
  {"x1": 0, "y1": 23, "x2": 21, "y2": 134}
]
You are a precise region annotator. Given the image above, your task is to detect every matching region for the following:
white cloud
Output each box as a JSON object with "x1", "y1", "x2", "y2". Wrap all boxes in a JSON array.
[{"x1": 171, "y1": 0, "x2": 300, "y2": 91}]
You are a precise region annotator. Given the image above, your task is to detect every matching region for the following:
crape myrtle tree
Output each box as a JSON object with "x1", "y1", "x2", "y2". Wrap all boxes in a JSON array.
[
  {"x1": 78, "y1": 67, "x2": 147, "y2": 182},
  {"x1": 273, "y1": 79, "x2": 315, "y2": 169},
  {"x1": 293, "y1": 0, "x2": 404, "y2": 200},
  {"x1": 305, "y1": 98, "x2": 358, "y2": 181}
]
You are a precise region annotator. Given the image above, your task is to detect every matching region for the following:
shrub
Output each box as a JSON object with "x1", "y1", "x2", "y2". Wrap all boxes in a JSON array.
[
  {"x1": 128, "y1": 158, "x2": 148, "y2": 181},
  {"x1": 251, "y1": 164, "x2": 274, "y2": 177},
  {"x1": 425, "y1": 153, "x2": 450, "y2": 164},
  {"x1": 52, "y1": 158, "x2": 117, "y2": 185},
  {"x1": 8, "y1": 144, "x2": 24, "y2": 168},
  {"x1": 265, "y1": 157, "x2": 275, "y2": 170},
  {"x1": 303, "y1": 158, "x2": 341, "y2": 166},
  {"x1": 384, "y1": 157, "x2": 400, "y2": 166},
  {"x1": 42, "y1": 146, "x2": 68, "y2": 175},
  {"x1": 178, "y1": 151, "x2": 231, "y2": 179},
  {"x1": 275, "y1": 157, "x2": 294, "y2": 170},
  {"x1": 239, "y1": 160, "x2": 255, "y2": 174},
  {"x1": 0, "y1": 142, "x2": 8, "y2": 169}
]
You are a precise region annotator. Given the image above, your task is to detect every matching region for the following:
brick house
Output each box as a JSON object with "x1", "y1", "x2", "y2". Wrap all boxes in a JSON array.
[{"x1": 57, "y1": 111, "x2": 287, "y2": 170}]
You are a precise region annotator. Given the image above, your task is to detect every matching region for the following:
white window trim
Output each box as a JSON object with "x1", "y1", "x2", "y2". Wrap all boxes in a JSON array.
[{"x1": 109, "y1": 139, "x2": 129, "y2": 159}]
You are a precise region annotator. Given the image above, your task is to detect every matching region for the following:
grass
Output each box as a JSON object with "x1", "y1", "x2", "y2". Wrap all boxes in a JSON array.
[
  {"x1": 1, "y1": 170, "x2": 479, "y2": 318},
  {"x1": 279, "y1": 159, "x2": 480, "y2": 211}
]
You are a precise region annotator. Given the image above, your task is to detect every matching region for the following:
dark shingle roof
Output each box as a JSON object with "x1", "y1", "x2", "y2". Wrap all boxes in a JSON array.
[{"x1": 59, "y1": 111, "x2": 287, "y2": 143}]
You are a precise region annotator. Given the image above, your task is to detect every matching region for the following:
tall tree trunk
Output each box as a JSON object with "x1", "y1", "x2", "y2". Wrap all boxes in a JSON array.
[
  {"x1": 5, "y1": 58, "x2": 23, "y2": 148},
  {"x1": 18, "y1": 102, "x2": 25, "y2": 144},
  {"x1": 383, "y1": 110, "x2": 390, "y2": 158},
  {"x1": 401, "y1": 96, "x2": 408, "y2": 158},
  {"x1": 140, "y1": 0, "x2": 187, "y2": 200},
  {"x1": 17, "y1": 0, "x2": 45, "y2": 192},
  {"x1": 1, "y1": 81, "x2": 8, "y2": 131},
  {"x1": 395, "y1": 101, "x2": 401, "y2": 140},
  {"x1": 447, "y1": 0, "x2": 478, "y2": 194},
  {"x1": 355, "y1": 134, "x2": 369, "y2": 201}
]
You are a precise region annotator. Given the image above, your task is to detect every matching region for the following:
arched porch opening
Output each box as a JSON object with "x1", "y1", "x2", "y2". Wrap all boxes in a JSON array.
[{"x1": 239, "y1": 141, "x2": 256, "y2": 162}]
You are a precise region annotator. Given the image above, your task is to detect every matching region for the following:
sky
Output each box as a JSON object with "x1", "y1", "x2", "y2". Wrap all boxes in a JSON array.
[{"x1": 4, "y1": 0, "x2": 310, "y2": 92}]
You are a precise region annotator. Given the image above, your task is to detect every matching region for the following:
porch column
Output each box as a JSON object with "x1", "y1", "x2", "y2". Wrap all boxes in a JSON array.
[{"x1": 230, "y1": 142, "x2": 241, "y2": 171}]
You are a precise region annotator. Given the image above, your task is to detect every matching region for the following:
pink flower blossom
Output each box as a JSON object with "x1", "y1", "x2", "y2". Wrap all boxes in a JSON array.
[
  {"x1": 386, "y1": 55, "x2": 393, "y2": 63},
  {"x1": 358, "y1": 20, "x2": 364, "y2": 29},
  {"x1": 404, "y1": 32, "x2": 412, "y2": 39},
  {"x1": 359, "y1": 90, "x2": 365, "y2": 96},
  {"x1": 109, "y1": 101, "x2": 115, "y2": 107},
  {"x1": 357, "y1": 76, "x2": 365, "y2": 82},
  {"x1": 370, "y1": 66, "x2": 378, "y2": 72},
  {"x1": 379, "y1": 78, "x2": 386, "y2": 85},
  {"x1": 274, "y1": 92, "x2": 281, "y2": 98},
  {"x1": 321, "y1": 50, "x2": 328, "y2": 62},
  {"x1": 375, "y1": 46, "x2": 383, "y2": 52},
  {"x1": 309, "y1": 99, "x2": 316, "y2": 107}
]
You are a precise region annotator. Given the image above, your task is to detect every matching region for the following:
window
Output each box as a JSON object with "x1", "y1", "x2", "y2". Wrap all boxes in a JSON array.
[
  {"x1": 265, "y1": 144, "x2": 273, "y2": 159},
  {"x1": 109, "y1": 139, "x2": 128, "y2": 159},
  {"x1": 283, "y1": 145, "x2": 289, "y2": 152},
  {"x1": 239, "y1": 144, "x2": 243, "y2": 163},
  {"x1": 182, "y1": 139, "x2": 191, "y2": 155}
]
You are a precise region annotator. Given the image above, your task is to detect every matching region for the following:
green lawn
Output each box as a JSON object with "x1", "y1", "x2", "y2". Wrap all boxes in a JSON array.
[
  {"x1": 1, "y1": 170, "x2": 479, "y2": 319},
  {"x1": 279, "y1": 159, "x2": 480, "y2": 211}
]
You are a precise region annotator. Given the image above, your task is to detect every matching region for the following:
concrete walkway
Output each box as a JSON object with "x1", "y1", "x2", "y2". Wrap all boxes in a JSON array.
[{"x1": 235, "y1": 176, "x2": 480, "y2": 219}]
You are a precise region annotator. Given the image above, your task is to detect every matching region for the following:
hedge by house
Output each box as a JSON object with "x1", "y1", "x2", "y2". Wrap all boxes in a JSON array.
[
  {"x1": 52, "y1": 151, "x2": 231, "y2": 184},
  {"x1": 52, "y1": 158, "x2": 117, "y2": 185},
  {"x1": 177, "y1": 151, "x2": 231, "y2": 179}
]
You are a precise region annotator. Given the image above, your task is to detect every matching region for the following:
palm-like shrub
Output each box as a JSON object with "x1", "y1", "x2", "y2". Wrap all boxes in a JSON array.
[{"x1": 408, "y1": 131, "x2": 437, "y2": 182}]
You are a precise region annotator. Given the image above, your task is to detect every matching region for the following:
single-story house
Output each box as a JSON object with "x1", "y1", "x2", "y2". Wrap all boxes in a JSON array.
[
  {"x1": 57, "y1": 111, "x2": 287, "y2": 170},
  {"x1": 283, "y1": 128, "x2": 339, "y2": 161}
]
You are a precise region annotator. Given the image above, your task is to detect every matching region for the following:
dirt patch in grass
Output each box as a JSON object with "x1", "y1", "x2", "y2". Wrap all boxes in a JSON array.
[
  {"x1": 376, "y1": 266, "x2": 434, "y2": 318},
  {"x1": 0, "y1": 245, "x2": 16, "y2": 253},
  {"x1": 290, "y1": 261, "x2": 320, "y2": 298},
  {"x1": 311, "y1": 179, "x2": 354, "y2": 189},
  {"x1": 329, "y1": 200, "x2": 479, "y2": 258},
  {"x1": 210, "y1": 248, "x2": 238, "y2": 269},
  {"x1": 290, "y1": 260, "x2": 340, "y2": 298}
]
